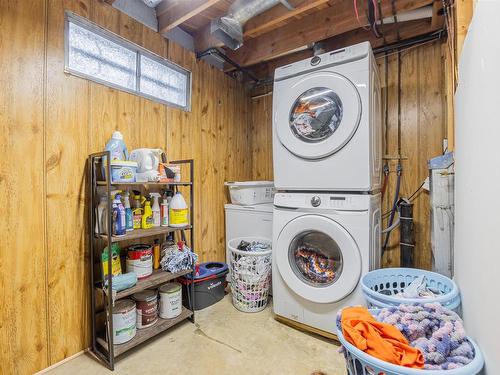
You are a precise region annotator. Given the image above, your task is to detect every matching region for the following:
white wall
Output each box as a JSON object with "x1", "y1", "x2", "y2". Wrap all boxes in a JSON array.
[{"x1": 454, "y1": 1, "x2": 500, "y2": 373}]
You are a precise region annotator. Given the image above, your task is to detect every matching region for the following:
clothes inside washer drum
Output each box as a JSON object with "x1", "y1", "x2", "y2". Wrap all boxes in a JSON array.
[{"x1": 295, "y1": 247, "x2": 336, "y2": 284}]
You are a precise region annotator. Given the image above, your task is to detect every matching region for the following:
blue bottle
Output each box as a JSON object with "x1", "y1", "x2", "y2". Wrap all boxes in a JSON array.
[
  {"x1": 112, "y1": 194, "x2": 126, "y2": 236},
  {"x1": 123, "y1": 191, "x2": 133, "y2": 232}
]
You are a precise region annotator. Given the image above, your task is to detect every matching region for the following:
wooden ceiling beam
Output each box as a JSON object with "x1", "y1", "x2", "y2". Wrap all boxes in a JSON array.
[
  {"x1": 226, "y1": 0, "x2": 434, "y2": 67},
  {"x1": 244, "y1": 0, "x2": 330, "y2": 38},
  {"x1": 247, "y1": 18, "x2": 442, "y2": 81},
  {"x1": 157, "y1": 0, "x2": 224, "y2": 34}
]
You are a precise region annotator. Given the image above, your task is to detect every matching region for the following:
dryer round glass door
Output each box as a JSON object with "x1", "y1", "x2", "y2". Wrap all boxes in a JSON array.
[
  {"x1": 275, "y1": 72, "x2": 361, "y2": 159},
  {"x1": 276, "y1": 214, "x2": 361, "y2": 304}
]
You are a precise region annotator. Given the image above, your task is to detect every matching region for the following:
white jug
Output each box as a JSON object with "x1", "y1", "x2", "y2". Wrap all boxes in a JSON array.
[{"x1": 129, "y1": 148, "x2": 163, "y2": 182}]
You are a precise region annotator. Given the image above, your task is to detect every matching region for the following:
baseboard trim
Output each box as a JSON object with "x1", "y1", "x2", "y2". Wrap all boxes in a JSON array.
[
  {"x1": 275, "y1": 314, "x2": 339, "y2": 342},
  {"x1": 35, "y1": 348, "x2": 90, "y2": 374}
]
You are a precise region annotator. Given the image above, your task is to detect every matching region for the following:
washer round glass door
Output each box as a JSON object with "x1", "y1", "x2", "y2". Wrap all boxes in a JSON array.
[
  {"x1": 275, "y1": 71, "x2": 361, "y2": 159},
  {"x1": 276, "y1": 214, "x2": 361, "y2": 304}
]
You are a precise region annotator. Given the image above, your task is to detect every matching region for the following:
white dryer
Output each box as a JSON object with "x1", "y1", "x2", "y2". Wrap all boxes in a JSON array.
[
  {"x1": 272, "y1": 42, "x2": 382, "y2": 192},
  {"x1": 272, "y1": 192, "x2": 381, "y2": 335}
]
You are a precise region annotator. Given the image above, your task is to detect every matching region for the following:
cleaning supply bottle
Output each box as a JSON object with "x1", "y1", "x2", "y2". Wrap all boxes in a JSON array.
[
  {"x1": 132, "y1": 193, "x2": 143, "y2": 229},
  {"x1": 113, "y1": 194, "x2": 126, "y2": 236},
  {"x1": 160, "y1": 193, "x2": 169, "y2": 227},
  {"x1": 123, "y1": 191, "x2": 133, "y2": 232},
  {"x1": 96, "y1": 195, "x2": 108, "y2": 234},
  {"x1": 141, "y1": 199, "x2": 153, "y2": 229},
  {"x1": 169, "y1": 191, "x2": 189, "y2": 227},
  {"x1": 150, "y1": 193, "x2": 161, "y2": 227},
  {"x1": 104, "y1": 131, "x2": 129, "y2": 161}
]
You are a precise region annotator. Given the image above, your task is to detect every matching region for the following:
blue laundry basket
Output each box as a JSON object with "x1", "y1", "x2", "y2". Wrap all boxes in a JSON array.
[
  {"x1": 336, "y1": 309, "x2": 484, "y2": 375},
  {"x1": 361, "y1": 268, "x2": 461, "y2": 312}
]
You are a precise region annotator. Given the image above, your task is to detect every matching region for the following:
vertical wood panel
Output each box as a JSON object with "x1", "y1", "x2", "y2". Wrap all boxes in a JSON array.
[
  {"x1": 1, "y1": 0, "x2": 253, "y2": 372},
  {"x1": 0, "y1": 1, "x2": 49, "y2": 374},
  {"x1": 45, "y1": 0, "x2": 91, "y2": 364}
]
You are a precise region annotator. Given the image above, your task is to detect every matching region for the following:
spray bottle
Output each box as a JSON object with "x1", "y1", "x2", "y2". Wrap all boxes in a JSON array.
[
  {"x1": 113, "y1": 193, "x2": 126, "y2": 236},
  {"x1": 132, "y1": 193, "x2": 144, "y2": 229},
  {"x1": 161, "y1": 192, "x2": 169, "y2": 227},
  {"x1": 123, "y1": 191, "x2": 133, "y2": 232},
  {"x1": 150, "y1": 193, "x2": 161, "y2": 227},
  {"x1": 142, "y1": 199, "x2": 153, "y2": 229}
]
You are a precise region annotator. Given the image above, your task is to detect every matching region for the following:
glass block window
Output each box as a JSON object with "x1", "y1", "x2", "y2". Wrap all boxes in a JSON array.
[{"x1": 65, "y1": 12, "x2": 191, "y2": 111}]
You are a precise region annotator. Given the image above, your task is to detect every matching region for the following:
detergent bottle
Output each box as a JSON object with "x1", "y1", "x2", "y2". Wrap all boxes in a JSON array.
[
  {"x1": 123, "y1": 191, "x2": 133, "y2": 232},
  {"x1": 150, "y1": 193, "x2": 161, "y2": 227},
  {"x1": 132, "y1": 193, "x2": 143, "y2": 229},
  {"x1": 112, "y1": 194, "x2": 126, "y2": 236},
  {"x1": 160, "y1": 192, "x2": 169, "y2": 227},
  {"x1": 142, "y1": 199, "x2": 153, "y2": 229},
  {"x1": 105, "y1": 131, "x2": 129, "y2": 161},
  {"x1": 169, "y1": 191, "x2": 189, "y2": 227}
]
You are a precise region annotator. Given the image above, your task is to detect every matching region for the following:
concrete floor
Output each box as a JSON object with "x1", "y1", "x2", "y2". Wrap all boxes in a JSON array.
[{"x1": 48, "y1": 295, "x2": 346, "y2": 375}]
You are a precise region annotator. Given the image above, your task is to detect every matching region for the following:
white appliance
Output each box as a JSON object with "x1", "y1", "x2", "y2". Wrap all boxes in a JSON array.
[
  {"x1": 272, "y1": 192, "x2": 380, "y2": 335},
  {"x1": 224, "y1": 203, "x2": 273, "y2": 267},
  {"x1": 272, "y1": 42, "x2": 382, "y2": 192},
  {"x1": 454, "y1": 2, "x2": 499, "y2": 373}
]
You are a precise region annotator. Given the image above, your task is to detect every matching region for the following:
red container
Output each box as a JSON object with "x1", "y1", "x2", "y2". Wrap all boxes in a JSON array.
[{"x1": 126, "y1": 244, "x2": 153, "y2": 279}]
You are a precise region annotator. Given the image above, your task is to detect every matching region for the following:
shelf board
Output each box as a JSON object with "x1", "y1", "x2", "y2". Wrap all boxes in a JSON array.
[
  {"x1": 97, "y1": 181, "x2": 192, "y2": 186},
  {"x1": 97, "y1": 307, "x2": 193, "y2": 357},
  {"x1": 99, "y1": 225, "x2": 192, "y2": 242},
  {"x1": 114, "y1": 269, "x2": 192, "y2": 300}
]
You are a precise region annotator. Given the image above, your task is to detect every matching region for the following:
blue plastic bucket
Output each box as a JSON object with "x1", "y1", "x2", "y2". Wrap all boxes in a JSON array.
[
  {"x1": 336, "y1": 309, "x2": 484, "y2": 375},
  {"x1": 361, "y1": 268, "x2": 461, "y2": 312}
]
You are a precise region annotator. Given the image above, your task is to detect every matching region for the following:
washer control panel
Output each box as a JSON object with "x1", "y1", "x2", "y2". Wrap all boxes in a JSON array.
[{"x1": 274, "y1": 192, "x2": 372, "y2": 211}]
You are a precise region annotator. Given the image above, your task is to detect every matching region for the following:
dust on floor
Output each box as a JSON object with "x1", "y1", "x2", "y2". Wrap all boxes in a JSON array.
[{"x1": 47, "y1": 295, "x2": 346, "y2": 375}]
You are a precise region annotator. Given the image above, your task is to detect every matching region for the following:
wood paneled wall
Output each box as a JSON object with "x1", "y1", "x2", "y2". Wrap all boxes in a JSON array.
[
  {"x1": 250, "y1": 41, "x2": 449, "y2": 270},
  {"x1": 0, "y1": 1, "x2": 251, "y2": 373}
]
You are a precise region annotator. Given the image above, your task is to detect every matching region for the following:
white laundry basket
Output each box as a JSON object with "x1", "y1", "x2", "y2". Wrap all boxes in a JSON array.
[{"x1": 228, "y1": 237, "x2": 272, "y2": 313}]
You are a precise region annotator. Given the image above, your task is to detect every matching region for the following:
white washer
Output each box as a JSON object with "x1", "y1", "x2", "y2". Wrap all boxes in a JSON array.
[
  {"x1": 272, "y1": 42, "x2": 382, "y2": 192},
  {"x1": 272, "y1": 192, "x2": 381, "y2": 335}
]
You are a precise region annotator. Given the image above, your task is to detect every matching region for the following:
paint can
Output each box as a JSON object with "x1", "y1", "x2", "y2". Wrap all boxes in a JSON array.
[
  {"x1": 159, "y1": 282, "x2": 182, "y2": 319},
  {"x1": 126, "y1": 244, "x2": 153, "y2": 279},
  {"x1": 113, "y1": 299, "x2": 136, "y2": 344},
  {"x1": 133, "y1": 290, "x2": 158, "y2": 329}
]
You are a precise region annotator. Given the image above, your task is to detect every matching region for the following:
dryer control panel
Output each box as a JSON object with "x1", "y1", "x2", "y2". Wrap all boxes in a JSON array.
[{"x1": 274, "y1": 192, "x2": 372, "y2": 211}]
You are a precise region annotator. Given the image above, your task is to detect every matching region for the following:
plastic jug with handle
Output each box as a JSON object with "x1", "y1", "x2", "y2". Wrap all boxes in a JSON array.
[{"x1": 129, "y1": 148, "x2": 163, "y2": 182}]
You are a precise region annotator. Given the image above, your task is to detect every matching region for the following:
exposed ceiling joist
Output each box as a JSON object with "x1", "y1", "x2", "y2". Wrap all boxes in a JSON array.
[
  {"x1": 244, "y1": 0, "x2": 330, "y2": 38},
  {"x1": 157, "y1": 0, "x2": 224, "y2": 34},
  {"x1": 226, "y1": 0, "x2": 434, "y2": 67},
  {"x1": 248, "y1": 17, "x2": 444, "y2": 80}
]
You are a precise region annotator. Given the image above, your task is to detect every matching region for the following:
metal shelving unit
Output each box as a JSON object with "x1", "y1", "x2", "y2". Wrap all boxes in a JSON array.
[{"x1": 88, "y1": 152, "x2": 195, "y2": 370}]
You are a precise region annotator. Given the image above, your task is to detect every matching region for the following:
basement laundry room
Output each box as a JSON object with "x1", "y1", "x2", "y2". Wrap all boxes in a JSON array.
[{"x1": 1, "y1": 0, "x2": 498, "y2": 374}]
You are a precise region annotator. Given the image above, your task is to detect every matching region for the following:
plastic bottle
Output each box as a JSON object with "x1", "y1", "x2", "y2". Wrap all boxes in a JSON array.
[
  {"x1": 132, "y1": 193, "x2": 143, "y2": 229},
  {"x1": 113, "y1": 194, "x2": 126, "y2": 236},
  {"x1": 160, "y1": 193, "x2": 169, "y2": 227},
  {"x1": 153, "y1": 239, "x2": 160, "y2": 270},
  {"x1": 169, "y1": 191, "x2": 189, "y2": 227},
  {"x1": 96, "y1": 195, "x2": 108, "y2": 234},
  {"x1": 123, "y1": 191, "x2": 133, "y2": 232},
  {"x1": 142, "y1": 200, "x2": 153, "y2": 229},
  {"x1": 150, "y1": 193, "x2": 161, "y2": 227},
  {"x1": 104, "y1": 131, "x2": 129, "y2": 161}
]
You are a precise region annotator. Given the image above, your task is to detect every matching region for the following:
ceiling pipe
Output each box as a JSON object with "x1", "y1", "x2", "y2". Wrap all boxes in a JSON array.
[
  {"x1": 210, "y1": 0, "x2": 295, "y2": 50},
  {"x1": 142, "y1": 0, "x2": 162, "y2": 8},
  {"x1": 378, "y1": 6, "x2": 433, "y2": 24}
]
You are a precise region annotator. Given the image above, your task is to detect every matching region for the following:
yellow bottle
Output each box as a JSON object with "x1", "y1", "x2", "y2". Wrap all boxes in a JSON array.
[{"x1": 142, "y1": 200, "x2": 153, "y2": 229}]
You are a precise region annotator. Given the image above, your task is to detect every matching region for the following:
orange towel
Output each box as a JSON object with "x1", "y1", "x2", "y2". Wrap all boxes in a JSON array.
[{"x1": 341, "y1": 307, "x2": 424, "y2": 369}]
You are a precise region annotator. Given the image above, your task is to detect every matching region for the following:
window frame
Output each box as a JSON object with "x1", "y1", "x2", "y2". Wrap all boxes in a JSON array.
[{"x1": 64, "y1": 11, "x2": 191, "y2": 111}]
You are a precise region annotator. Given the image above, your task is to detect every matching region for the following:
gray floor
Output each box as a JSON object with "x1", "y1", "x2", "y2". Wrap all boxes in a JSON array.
[{"x1": 48, "y1": 295, "x2": 346, "y2": 375}]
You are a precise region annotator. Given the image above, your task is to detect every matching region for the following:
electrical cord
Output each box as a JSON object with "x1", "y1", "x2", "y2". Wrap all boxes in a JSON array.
[
  {"x1": 381, "y1": 179, "x2": 426, "y2": 219},
  {"x1": 354, "y1": 0, "x2": 371, "y2": 30}
]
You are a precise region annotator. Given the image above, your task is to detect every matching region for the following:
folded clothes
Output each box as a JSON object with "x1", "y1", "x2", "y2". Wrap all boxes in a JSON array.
[
  {"x1": 340, "y1": 306, "x2": 424, "y2": 369},
  {"x1": 376, "y1": 303, "x2": 475, "y2": 370}
]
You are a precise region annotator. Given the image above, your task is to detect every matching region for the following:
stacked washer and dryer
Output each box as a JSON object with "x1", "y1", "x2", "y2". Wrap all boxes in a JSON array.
[{"x1": 271, "y1": 42, "x2": 382, "y2": 337}]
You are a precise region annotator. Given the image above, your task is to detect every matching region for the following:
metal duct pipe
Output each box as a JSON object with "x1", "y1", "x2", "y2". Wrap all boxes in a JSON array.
[
  {"x1": 211, "y1": 0, "x2": 294, "y2": 50},
  {"x1": 142, "y1": 0, "x2": 162, "y2": 8}
]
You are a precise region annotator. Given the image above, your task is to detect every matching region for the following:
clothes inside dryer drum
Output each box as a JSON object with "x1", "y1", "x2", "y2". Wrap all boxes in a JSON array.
[
  {"x1": 289, "y1": 87, "x2": 343, "y2": 143},
  {"x1": 288, "y1": 231, "x2": 343, "y2": 286}
]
